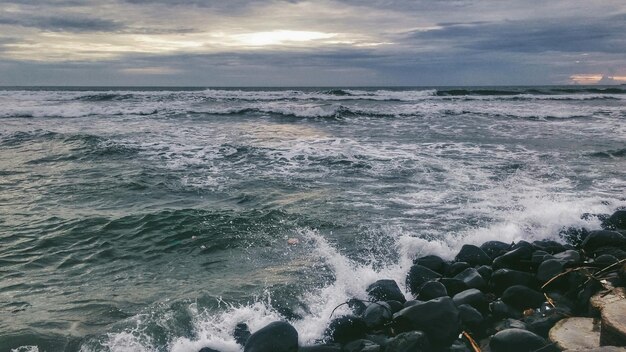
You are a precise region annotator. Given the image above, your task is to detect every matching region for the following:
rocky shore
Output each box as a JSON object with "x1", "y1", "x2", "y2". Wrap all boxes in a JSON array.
[{"x1": 201, "y1": 210, "x2": 626, "y2": 352}]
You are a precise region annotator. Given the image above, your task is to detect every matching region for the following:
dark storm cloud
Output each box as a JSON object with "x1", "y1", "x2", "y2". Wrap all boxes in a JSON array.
[{"x1": 0, "y1": 15, "x2": 124, "y2": 32}]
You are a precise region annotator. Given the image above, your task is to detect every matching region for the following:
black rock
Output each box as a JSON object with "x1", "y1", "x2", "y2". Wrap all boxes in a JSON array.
[
  {"x1": 552, "y1": 249, "x2": 581, "y2": 264},
  {"x1": 581, "y1": 230, "x2": 626, "y2": 251},
  {"x1": 454, "y1": 268, "x2": 487, "y2": 290},
  {"x1": 383, "y1": 331, "x2": 430, "y2": 352},
  {"x1": 591, "y1": 246, "x2": 626, "y2": 260},
  {"x1": 403, "y1": 300, "x2": 422, "y2": 308},
  {"x1": 536, "y1": 259, "x2": 564, "y2": 284},
  {"x1": 480, "y1": 241, "x2": 512, "y2": 260},
  {"x1": 489, "y1": 299, "x2": 522, "y2": 319},
  {"x1": 457, "y1": 304, "x2": 484, "y2": 336},
  {"x1": 244, "y1": 321, "x2": 298, "y2": 352},
  {"x1": 406, "y1": 265, "x2": 441, "y2": 295},
  {"x1": 493, "y1": 318, "x2": 527, "y2": 332},
  {"x1": 492, "y1": 246, "x2": 533, "y2": 271},
  {"x1": 452, "y1": 289, "x2": 489, "y2": 312},
  {"x1": 532, "y1": 240, "x2": 566, "y2": 254},
  {"x1": 490, "y1": 269, "x2": 537, "y2": 294},
  {"x1": 199, "y1": 348, "x2": 220, "y2": 352},
  {"x1": 386, "y1": 300, "x2": 404, "y2": 314},
  {"x1": 393, "y1": 297, "x2": 460, "y2": 347},
  {"x1": 234, "y1": 323, "x2": 251, "y2": 346},
  {"x1": 363, "y1": 302, "x2": 392, "y2": 329},
  {"x1": 367, "y1": 279, "x2": 406, "y2": 303},
  {"x1": 446, "y1": 262, "x2": 471, "y2": 277},
  {"x1": 344, "y1": 339, "x2": 380, "y2": 352},
  {"x1": 476, "y1": 265, "x2": 493, "y2": 282},
  {"x1": 604, "y1": 210, "x2": 626, "y2": 230},
  {"x1": 489, "y1": 328, "x2": 547, "y2": 352},
  {"x1": 511, "y1": 240, "x2": 534, "y2": 251},
  {"x1": 448, "y1": 339, "x2": 472, "y2": 352},
  {"x1": 439, "y1": 278, "x2": 470, "y2": 297},
  {"x1": 418, "y1": 281, "x2": 448, "y2": 301},
  {"x1": 299, "y1": 344, "x2": 341, "y2": 352},
  {"x1": 501, "y1": 285, "x2": 545, "y2": 310},
  {"x1": 455, "y1": 245, "x2": 492, "y2": 266},
  {"x1": 325, "y1": 316, "x2": 367, "y2": 344},
  {"x1": 523, "y1": 310, "x2": 566, "y2": 338},
  {"x1": 413, "y1": 255, "x2": 447, "y2": 274},
  {"x1": 531, "y1": 250, "x2": 554, "y2": 266},
  {"x1": 347, "y1": 298, "x2": 368, "y2": 316}
]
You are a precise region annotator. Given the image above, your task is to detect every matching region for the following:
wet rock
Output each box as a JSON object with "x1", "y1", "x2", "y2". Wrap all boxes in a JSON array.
[
  {"x1": 490, "y1": 269, "x2": 537, "y2": 294},
  {"x1": 367, "y1": 279, "x2": 406, "y2": 303},
  {"x1": 492, "y1": 246, "x2": 533, "y2": 271},
  {"x1": 413, "y1": 255, "x2": 447, "y2": 274},
  {"x1": 594, "y1": 254, "x2": 620, "y2": 266},
  {"x1": 480, "y1": 241, "x2": 512, "y2": 260},
  {"x1": 455, "y1": 245, "x2": 492, "y2": 267},
  {"x1": 533, "y1": 240, "x2": 567, "y2": 254},
  {"x1": 454, "y1": 268, "x2": 487, "y2": 290},
  {"x1": 458, "y1": 304, "x2": 485, "y2": 336},
  {"x1": 234, "y1": 323, "x2": 251, "y2": 346},
  {"x1": 477, "y1": 265, "x2": 493, "y2": 282},
  {"x1": 393, "y1": 297, "x2": 460, "y2": 347},
  {"x1": 592, "y1": 246, "x2": 626, "y2": 260},
  {"x1": 549, "y1": 317, "x2": 601, "y2": 351},
  {"x1": 383, "y1": 331, "x2": 430, "y2": 352},
  {"x1": 532, "y1": 250, "x2": 555, "y2": 266},
  {"x1": 299, "y1": 344, "x2": 341, "y2": 352},
  {"x1": 582, "y1": 230, "x2": 626, "y2": 252},
  {"x1": 494, "y1": 318, "x2": 527, "y2": 332},
  {"x1": 604, "y1": 210, "x2": 626, "y2": 230},
  {"x1": 524, "y1": 310, "x2": 567, "y2": 338},
  {"x1": 403, "y1": 300, "x2": 422, "y2": 308},
  {"x1": 452, "y1": 289, "x2": 489, "y2": 312},
  {"x1": 325, "y1": 316, "x2": 367, "y2": 344},
  {"x1": 347, "y1": 298, "x2": 368, "y2": 316},
  {"x1": 344, "y1": 339, "x2": 381, "y2": 352},
  {"x1": 490, "y1": 299, "x2": 523, "y2": 319},
  {"x1": 502, "y1": 285, "x2": 545, "y2": 310},
  {"x1": 244, "y1": 321, "x2": 298, "y2": 352},
  {"x1": 199, "y1": 348, "x2": 221, "y2": 352},
  {"x1": 363, "y1": 302, "x2": 392, "y2": 329},
  {"x1": 537, "y1": 259, "x2": 564, "y2": 284},
  {"x1": 440, "y1": 278, "x2": 470, "y2": 297},
  {"x1": 553, "y1": 250, "x2": 582, "y2": 264},
  {"x1": 600, "y1": 299, "x2": 626, "y2": 347},
  {"x1": 446, "y1": 262, "x2": 471, "y2": 277},
  {"x1": 406, "y1": 265, "x2": 441, "y2": 295},
  {"x1": 386, "y1": 300, "x2": 404, "y2": 314},
  {"x1": 489, "y1": 328, "x2": 548, "y2": 352},
  {"x1": 418, "y1": 281, "x2": 448, "y2": 301}
]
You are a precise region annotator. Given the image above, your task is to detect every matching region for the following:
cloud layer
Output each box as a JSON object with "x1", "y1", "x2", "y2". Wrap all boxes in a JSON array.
[{"x1": 0, "y1": 0, "x2": 624, "y2": 85}]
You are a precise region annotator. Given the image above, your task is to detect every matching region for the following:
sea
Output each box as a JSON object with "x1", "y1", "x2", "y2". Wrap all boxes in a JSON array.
[{"x1": 0, "y1": 86, "x2": 625, "y2": 352}]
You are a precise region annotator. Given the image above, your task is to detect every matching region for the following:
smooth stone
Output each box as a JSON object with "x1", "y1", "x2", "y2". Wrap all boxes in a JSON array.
[
  {"x1": 393, "y1": 297, "x2": 460, "y2": 347},
  {"x1": 449, "y1": 339, "x2": 472, "y2": 352},
  {"x1": 234, "y1": 323, "x2": 251, "y2": 346},
  {"x1": 406, "y1": 265, "x2": 441, "y2": 295},
  {"x1": 524, "y1": 310, "x2": 567, "y2": 338},
  {"x1": 582, "y1": 230, "x2": 626, "y2": 251},
  {"x1": 386, "y1": 300, "x2": 404, "y2": 314},
  {"x1": 403, "y1": 299, "x2": 422, "y2": 308},
  {"x1": 367, "y1": 279, "x2": 406, "y2": 303},
  {"x1": 533, "y1": 240, "x2": 566, "y2": 254},
  {"x1": 457, "y1": 304, "x2": 484, "y2": 328},
  {"x1": 325, "y1": 316, "x2": 367, "y2": 344},
  {"x1": 537, "y1": 259, "x2": 564, "y2": 284},
  {"x1": 244, "y1": 321, "x2": 298, "y2": 352},
  {"x1": 494, "y1": 318, "x2": 527, "y2": 331},
  {"x1": 553, "y1": 250, "x2": 582, "y2": 264},
  {"x1": 595, "y1": 254, "x2": 620, "y2": 266},
  {"x1": 344, "y1": 339, "x2": 380, "y2": 352},
  {"x1": 363, "y1": 302, "x2": 392, "y2": 329},
  {"x1": 383, "y1": 331, "x2": 430, "y2": 352},
  {"x1": 549, "y1": 317, "x2": 601, "y2": 351},
  {"x1": 480, "y1": 241, "x2": 511, "y2": 260},
  {"x1": 454, "y1": 268, "x2": 487, "y2": 290},
  {"x1": 477, "y1": 265, "x2": 493, "y2": 281},
  {"x1": 590, "y1": 288, "x2": 625, "y2": 316},
  {"x1": 413, "y1": 255, "x2": 447, "y2": 274},
  {"x1": 490, "y1": 299, "x2": 523, "y2": 319},
  {"x1": 455, "y1": 245, "x2": 492, "y2": 266},
  {"x1": 604, "y1": 210, "x2": 626, "y2": 230},
  {"x1": 446, "y1": 262, "x2": 471, "y2": 277},
  {"x1": 439, "y1": 278, "x2": 470, "y2": 297},
  {"x1": 502, "y1": 285, "x2": 545, "y2": 310},
  {"x1": 600, "y1": 299, "x2": 626, "y2": 346},
  {"x1": 299, "y1": 344, "x2": 341, "y2": 352},
  {"x1": 489, "y1": 328, "x2": 548, "y2": 352},
  {"x1": 452, "y1": 289, "x2": 489, "y2": 312},
  {"x1": 493, "y1": 246, "x2": 534, "y2": 271},
  {"x1": 347, "y1": 298, "x2": 368, "y2": 316},
  {"x1": 199, "y1": 348, "x2": 220, "y2": 352},
  {"x1": 490, "y1": 269, "x2": 537, "y2": 294},
  {"x1": 592, "y1": 246, "x2": 626, "y2": 260},
  {"x1": 418, "y1": 281, "x2": 448, "y2": 301}
]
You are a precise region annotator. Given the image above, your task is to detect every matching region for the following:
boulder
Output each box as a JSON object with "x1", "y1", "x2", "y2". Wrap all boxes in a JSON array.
[
  {"x1": 494, "y1": 318, "x2": 527, "y2": 332},
  {"x1": 549, "y1": 317, "x2": 601, "y2": 351},
  {"x1": 490, "y1": 269, "x2": 537, "y2": 294},
  {"x1": 446, "y1": 262, "x2": 471, "y2": 277},
  {"x1": 403, "y1": 300, "x2": 422, "y2": 308},
  {"x1": 492, "y1": 246, "x2": 533, "y2": 271},
  {"x1": 383, "y1": 331, "x2": 430, "y2": 352},
  {"x1": 363, "y1": 302, "x2": 392, "y2": 329},
  {"x1": 413, "y1": 255, "x2": 447, "y2": 274},
  {"x1": 393, "y1": 297, "x2": 460, "y2": 347},
  {"x1": 234, "y1": 323, "x2": 251, "y2": 346},
  {"x1": 490, "y1": 299, "x2": 522, "y2": 319},
  {"x1": 553, "y1": 250, "x2": 582, "y2": 264},
  {"x1": 199, "y1": 348, "x2": 220, "y2": 352},
  {"x1": 386, "y1": 300, "x2": 404, "y2": 314},
  {"x1": 406, "y1": 265, "x2": 441, "y2": 295},
  {"x1": 325, "y1": 316, "x2": 367, "y2": 344},
  {"x1": 489, "y1": 328, "x2": 548, "y2": 352},
  {"x1": 480, "y1": 241, "x2": 511, "y2": 260},
  {"x1": 454, "y1": 268, "x2": 487, "y2": 290},
  {"x1": 477, "y1": 265, "x2": 493, "y2": 282},
  {"x1": 452, "y1": 289, "x2": 489, "y2": 312},
  {"x1": 344, "y1": 339, "x2": 381, "y2": 352},
  {"x1": 367, "y1": 279, "x2": 406, "y2": 303},
  {"x1": 582, "y1": 231, "x2": 626, "y2": 252},
  {"x1": 299, "y1": 345, "x2": 341, "y2": 352},
  {"x1": 418, "y1": 281, "x2": 448, "y2": 301},
  {"x1": 455, "y1": 245, "x2": 492, "y2": 266},
  {"x1": 502, "y1": 285, "x2": 545, "y2": 310},
  {"x1": 347, "y1": 298, "x2": 368, "y2": 316},
  {"x1": 533, "y1": 240, "x2": 567, "y2": 254},
  {"x1": 600, "y1": 299, "x2": 626, "y2": 346},
  {"x1": 604, "y1": 210, "x2": 626, "y2": 230},
  {"x1": 537, "y1": 259, "x2": 564, "y2": 284},
  {"x1": 439, "y1": 278, "x2": 470, "y2": 297},
  {"x1": 244, "y1": 321, "x2": 298, "y2": 352}
]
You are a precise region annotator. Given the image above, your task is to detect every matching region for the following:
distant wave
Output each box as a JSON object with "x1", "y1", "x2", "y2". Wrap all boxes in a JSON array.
[{"x1": 588, "y1": 148, "x2": 626, "y2": 158}]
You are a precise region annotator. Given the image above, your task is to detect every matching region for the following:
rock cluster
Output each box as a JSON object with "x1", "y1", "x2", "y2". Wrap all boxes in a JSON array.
[{"x1": 199, "y1": 210, "x2": 626, "y2": 352}]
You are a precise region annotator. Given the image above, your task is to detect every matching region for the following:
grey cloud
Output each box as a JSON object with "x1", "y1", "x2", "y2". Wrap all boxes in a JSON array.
[{"x1": 0, "y1": 15, "x2": 124, "y2": 32}]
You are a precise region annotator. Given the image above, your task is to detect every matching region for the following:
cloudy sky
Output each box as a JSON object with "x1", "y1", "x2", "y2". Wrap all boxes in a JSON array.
[{"x1": 0, "y1": 0, "x2": 624, "y2": 86}]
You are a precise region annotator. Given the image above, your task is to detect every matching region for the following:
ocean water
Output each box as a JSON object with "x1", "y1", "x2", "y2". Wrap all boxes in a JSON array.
[{"x1": 0, "y1": 86, "x2": 624, "y2": 352}]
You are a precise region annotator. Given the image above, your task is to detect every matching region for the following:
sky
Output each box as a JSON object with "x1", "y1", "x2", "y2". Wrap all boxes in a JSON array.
[{"x1": 0, "y1": 0, "x2": 625, "y2": 86}]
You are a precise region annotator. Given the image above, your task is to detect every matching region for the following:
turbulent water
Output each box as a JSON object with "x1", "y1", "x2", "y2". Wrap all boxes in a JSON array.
[{"x1": 0, "y1": 86, "x2": 625, "y2": 352}]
